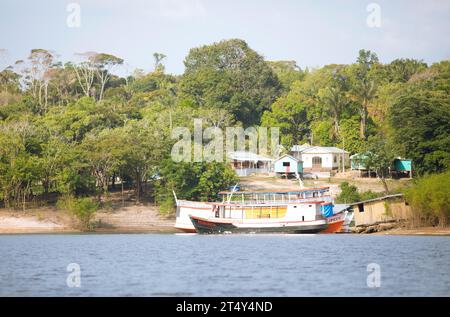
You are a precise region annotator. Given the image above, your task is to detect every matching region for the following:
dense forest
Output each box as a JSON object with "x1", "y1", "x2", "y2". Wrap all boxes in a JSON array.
[{"x1": 0, "y1": 39, "x2": 449, "y2": 213}]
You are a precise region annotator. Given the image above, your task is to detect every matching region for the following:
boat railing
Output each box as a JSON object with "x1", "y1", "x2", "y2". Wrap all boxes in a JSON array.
[
  {"x1": 223, "y1": 195, "x2": 332, "y2": 205},
  {"x1": 177, "y1": 196, "x2": 332, "y2": 208}
]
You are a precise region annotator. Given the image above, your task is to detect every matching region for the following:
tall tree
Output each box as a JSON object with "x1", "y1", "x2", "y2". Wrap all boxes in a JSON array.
[
  {"x1": 153, "y1": 52, "x2": 166, "y2": 73},
  {"x1": 389, "y1": 89, "x2": 450, "y2": 175},
  {"x1": 22, "y1": 49, "x2": 55, "y2": 113},
  {"x1": 317, "y1": 65, "x2": 350, "y2": 140},
  {"x1": 362, "y1": 135, "x2": 395, "y2": 193},
  {"x1": 267, "y1": 60, "x2": 306, "y2": 92},
  {"x1": 81, "y1": 128, "x2": 127, "y2": 198},
  {"x1": 92, "y1": 53, "x2": 124, "y2": 101},
  {"x1": 385, "y1": 58, "x2": 427, "y2": 83},
  {"x1": 72, "y1": 52, "x2": 97, "y2": 98},
  {"x1": 180, "y1": 39, "x2": 281, "y2": 126},
  {"x1": 261, "y1": 81, "x2": 310, "y2": 147},
  {"x1": 349, "y1": 49, "x2": 379, "y2": 139}
]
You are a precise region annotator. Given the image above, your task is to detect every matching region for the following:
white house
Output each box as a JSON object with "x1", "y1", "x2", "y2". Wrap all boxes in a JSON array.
[
  {"x1": 274, "y1": 154, "x2": 303, "y2": 175},
  {"x1": 227, "y1": 151, "x2": 274, "y2": 177},
  {"x1": 291, "y1": 144, "x2": 349, "y2": 173}
]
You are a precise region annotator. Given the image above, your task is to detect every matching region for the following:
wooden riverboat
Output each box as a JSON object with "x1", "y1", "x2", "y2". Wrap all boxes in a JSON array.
[
  {"x1": 189, "y1": 201, "x2": 329, "y2": 234},
  {"x1": 174, "y1": 187, "x2": 347, "y2": 234}
]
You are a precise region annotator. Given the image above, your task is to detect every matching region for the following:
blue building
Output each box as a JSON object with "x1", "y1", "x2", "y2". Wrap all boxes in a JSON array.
[{"x1": 274, "y1": 154, "x2": 303, "y2": 175}]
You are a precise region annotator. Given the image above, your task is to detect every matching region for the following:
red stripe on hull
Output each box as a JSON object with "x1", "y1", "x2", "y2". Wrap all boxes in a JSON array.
[{"x1": 175, "y1": 227, "x2": 197, "y2": 233}]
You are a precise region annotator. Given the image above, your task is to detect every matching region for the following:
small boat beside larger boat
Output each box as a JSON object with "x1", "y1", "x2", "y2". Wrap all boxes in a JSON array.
[{"x1": 174, "y1": 187, "x2": 351, "y2": 234}]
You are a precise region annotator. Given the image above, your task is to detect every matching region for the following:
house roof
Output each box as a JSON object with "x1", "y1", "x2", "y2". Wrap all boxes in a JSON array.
[
  {"x1": 394, "y1": 157, "x2": 412, "y2": 162},
  {"x1": 350, "y1": 153, "x2": 369, "y2": 159},
  {"x1": 227, "y1": 151, "x2": 274, "y2": 162},
  {"x1": 333, "y1": 204, "x2": 351, "y2": 213},
  {"x1": 348, "y1": 194, "x2": 404, "y2": 206},
  {"x1": 291, "y1": 143, "x2": 348, "y2": 154},
  {"x1": 291, "y1": 143, "x2": 312, "y2": 152},
  {"x1": 275, "y1": 154, "x2": 302, "y2": 162}
]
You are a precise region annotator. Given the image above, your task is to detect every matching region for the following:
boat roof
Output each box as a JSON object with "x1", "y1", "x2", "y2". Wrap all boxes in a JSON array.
[
  {"x1": 210, "y1": 200, "x2": 328, "y2": 206},
  {"x1": 218, "y1": 186, "x2": 330, "y2": 195}
]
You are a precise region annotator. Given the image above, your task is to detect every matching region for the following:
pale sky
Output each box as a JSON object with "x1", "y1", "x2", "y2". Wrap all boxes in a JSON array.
[{"x1": 1, "y1": 0, "x2": 449, "y2": 75}]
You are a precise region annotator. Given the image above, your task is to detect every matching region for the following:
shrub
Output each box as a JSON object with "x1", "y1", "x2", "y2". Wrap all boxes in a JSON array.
[
  {"x1": 360, "y1": 190, "x2": 382, "y2": 201},
  {"x1": 404, "y1": 171, "x2": 450, "y2": 227},
  {"x1": 57, "y1": 196, "x2": 98, "y2": 231},
  {"x1": 336, "y1": 182, "x2": 360, "y2": 203},
  {"x1": 336, "y1": 182, "x2": 384, "y2": 204}
]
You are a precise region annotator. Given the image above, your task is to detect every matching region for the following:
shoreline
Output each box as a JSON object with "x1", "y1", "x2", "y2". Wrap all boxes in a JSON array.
[
  {"x1": 1, "y1": 223, "x2": 449, "y2": 236},
  {"x1": 0, "y1": 205, "x2": 177, "y2": 235},
  {"x1": 371, "y1": 226, "x2": 450, "y2": 236},
  {"x1": 1, "y1": 200, "x2": 448, "y2": 236}
]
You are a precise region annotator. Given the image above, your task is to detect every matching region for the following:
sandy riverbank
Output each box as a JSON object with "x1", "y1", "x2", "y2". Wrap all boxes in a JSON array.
[
  {"x1": 0, "y1": 204, "x2": 177, "y2": 234},
  {"x1": 372, "y1": 226, "x2": 450, "y2": 236}
]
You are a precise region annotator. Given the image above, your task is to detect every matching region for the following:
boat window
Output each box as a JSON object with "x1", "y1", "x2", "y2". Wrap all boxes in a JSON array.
[{"x1": 214, "y1": 206, "x2": 219, "y2": 218}]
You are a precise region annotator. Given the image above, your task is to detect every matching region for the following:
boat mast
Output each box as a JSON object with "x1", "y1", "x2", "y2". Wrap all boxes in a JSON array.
[{"x1": 227, "y1": 183, "x2": 240, "y2": 204}]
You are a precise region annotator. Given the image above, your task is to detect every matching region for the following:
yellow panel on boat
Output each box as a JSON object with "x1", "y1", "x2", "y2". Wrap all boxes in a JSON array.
[{"x1": 244, "y1": 206, "x2": 287, "y2": 219}]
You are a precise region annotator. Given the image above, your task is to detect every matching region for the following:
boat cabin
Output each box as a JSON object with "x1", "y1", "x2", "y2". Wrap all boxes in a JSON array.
[
  {"x1": 218, "y1": 187, "x2": 331, "y2": 205},
  {"x1": 211, "y1": 201, "x2": 328, "y2": 221}
]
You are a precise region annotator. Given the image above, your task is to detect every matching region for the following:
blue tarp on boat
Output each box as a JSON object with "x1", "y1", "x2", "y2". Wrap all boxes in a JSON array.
[{"x1": 321, "y1": 204, "x2": 334, "y2": 218}]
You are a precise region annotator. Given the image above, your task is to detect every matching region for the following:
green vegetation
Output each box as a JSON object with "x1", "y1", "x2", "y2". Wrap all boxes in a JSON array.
[
  {"x1": 404, "y1": 172, "x2": 450, "y2": 227},
  {"x1": 57, "y1": 196, "x2": 98, "y2": 231},
  {"x1": 0, "y1": 40, "x2": 448, "y2": 216},
  {"x1": 336, "y1": 181, "x2": 382, "y2": 204},
  {"x1": 156, "y1": 161, "x2": 238, "y2": 213}
]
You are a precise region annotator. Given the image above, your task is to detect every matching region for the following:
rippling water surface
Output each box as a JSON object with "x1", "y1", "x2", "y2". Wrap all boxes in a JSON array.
[{"x1": 0, "y1": 234, "x2": 449, "y2": 296}]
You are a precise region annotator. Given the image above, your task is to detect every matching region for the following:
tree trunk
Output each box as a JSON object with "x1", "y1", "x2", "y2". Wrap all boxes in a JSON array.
[
  {"x1": 360, "y1": 112, "x2": 366, "y2": 139},
  {"x1": 121, "y1": 176, "x2": 124, "y2": 207},
  {"x1": 438, "y1": 211, "x2": 447, "y2": 228},
  {"x1": 135, "y1": 171, "x2": 141, "y2": 204},
  {"x1": 44, "y1": 83, "x2": 48, "y2": 113},
  {"x1": 4, "y1": 190, "x2": 9, "y2": 209},
  {"x1": 360, "y1": 102, "x2": 367, "y2": 139},
  {"x1": 43, "y1": 176, "x2": 49, "y2": 194},
  {"x1": 99, "y1": 81, "x2": 105, "y2": 101},
  {"x1": 380, "y1": 176, "x2": 389, "y2": 194}
]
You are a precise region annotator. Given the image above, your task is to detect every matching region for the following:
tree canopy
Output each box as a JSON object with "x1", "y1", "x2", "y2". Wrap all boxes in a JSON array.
[
  {"x1": 0, "y1": 42, "x2": 448, "y2": 213},
  {"x1": 179, "y1": 39, "x2": 282, "y2": 126}
]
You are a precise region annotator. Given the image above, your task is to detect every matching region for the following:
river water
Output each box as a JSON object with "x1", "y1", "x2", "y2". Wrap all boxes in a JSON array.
[{"x1": 0, "y1": 234, "x2": 449, "y2": 296}]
